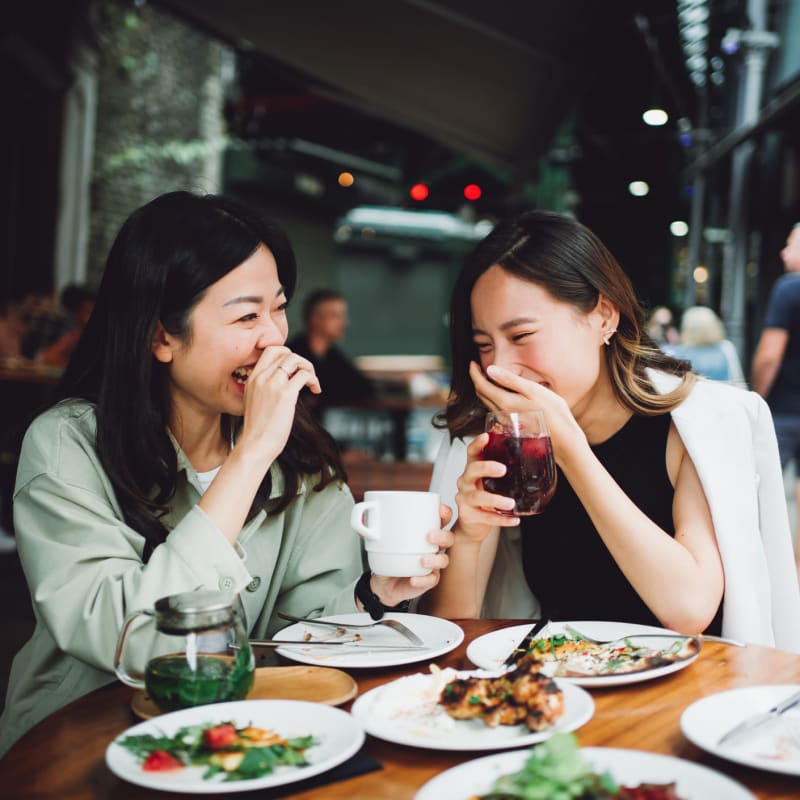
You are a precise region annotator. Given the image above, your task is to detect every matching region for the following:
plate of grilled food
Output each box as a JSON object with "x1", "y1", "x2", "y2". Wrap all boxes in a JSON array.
[{"x1": 349, "y1": 654, "x2": 594, "y2": 751}]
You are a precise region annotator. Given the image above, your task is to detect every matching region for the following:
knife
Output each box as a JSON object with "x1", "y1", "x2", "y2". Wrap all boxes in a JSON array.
[
  {"x1": 503, "y1": 619, "x2": 549, "y2": 666},
  {"x1": 246, "y1": 639, "x2": 428, "y2": 651},
  {"x1": 717, "y1": 689, "x2": 800, "y2": 746}
]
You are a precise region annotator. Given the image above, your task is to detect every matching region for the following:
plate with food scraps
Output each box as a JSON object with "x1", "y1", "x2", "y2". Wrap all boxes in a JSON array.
[
  {"x1": 413, "y1": 739, "x2": 754, "y2": 799},
  {"x1": 274, "y1": 612, "x2": 464, "y2": 668},
  {"x1": 681, "y1": 685, "x2": 800, "y2": 776},
  {"x1": 466, "y1": 620, "x2": 701, "y2": 687},
  {"x1": 105, "y1": 699, "x2": 364, "y2": 793},
  {"x1": 349, "y1": 659, "x2": 593, "y2": 751}
]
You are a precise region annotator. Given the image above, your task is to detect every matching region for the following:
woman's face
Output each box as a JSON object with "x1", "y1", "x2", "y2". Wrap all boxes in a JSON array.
[
  {"x1": 470, "y1": 265, "x2": 612, "y2": 411},
  {"x1": 154, "y1": 244, "x2": 288, "y2": 427}
]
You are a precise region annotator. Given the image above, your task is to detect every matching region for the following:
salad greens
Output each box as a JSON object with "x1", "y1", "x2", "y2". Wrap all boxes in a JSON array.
[
  {"x1": 116, "y1": 721, "x2": 316, "y2": 782},
  {"x1": 478, "y1": 733, "x2": 619, "y2": 800}
]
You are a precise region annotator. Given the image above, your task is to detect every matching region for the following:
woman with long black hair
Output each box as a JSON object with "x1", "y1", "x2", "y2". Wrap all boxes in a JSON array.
[{"x1": 0, "y1": 191, "x2": 451, "y2": 754}]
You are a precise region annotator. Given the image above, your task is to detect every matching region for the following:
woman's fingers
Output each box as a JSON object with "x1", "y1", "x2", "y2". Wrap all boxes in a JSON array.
[
  {"x1": 465, "y1": 431, "x2": 489, "y2": 457},
  {"x1": 421, "y1": 551, "x2": 449, "y2": 571},
  {"x1": 470, "y1": 362, "x2": 537, "y2": 411},
  {"x1": 467, "y1": 507, "x2": 520, "y2": 527},
  {"x1": 407, "y1": 570, "x2": 442, "y2": 591},
  {"x1": 248, "y1": 349, "x2": 321, "y2": 397},
  {"x1": 284, "y1": 362, "x2": 321, "y2": 394},
  {"x1": 271, "y1": 353, "x2": 321, "y2": 394},
  {"x1": 427, "y1": 527, "x2": 455, "y2": 550}
]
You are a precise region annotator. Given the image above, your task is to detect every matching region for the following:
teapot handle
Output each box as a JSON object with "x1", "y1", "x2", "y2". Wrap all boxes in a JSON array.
[{"x1": 113, "y1": 608, "x2": 155, "y2": 688}]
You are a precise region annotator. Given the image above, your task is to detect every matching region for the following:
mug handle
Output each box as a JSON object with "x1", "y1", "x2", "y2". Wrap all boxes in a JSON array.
[
  {"x1": 113, "y1": 608, "x2": 154, "y2": 688},
  {"x1": 350, "y1": 500, "x2": 380, "y2": 541}
]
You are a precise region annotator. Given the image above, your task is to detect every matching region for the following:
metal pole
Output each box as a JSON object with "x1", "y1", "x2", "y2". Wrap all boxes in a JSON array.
[
  {"x1": 683, "y1": 84, "x2": 709, "y2": 310},
  {"x1": 720, "y1": 0, "x2": 772, "y2": 357}
]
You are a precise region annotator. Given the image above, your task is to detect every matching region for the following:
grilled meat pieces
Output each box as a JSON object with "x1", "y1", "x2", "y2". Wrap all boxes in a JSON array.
[{"x1": 439, "y1": 654, "x2": 564, "y2": 731}]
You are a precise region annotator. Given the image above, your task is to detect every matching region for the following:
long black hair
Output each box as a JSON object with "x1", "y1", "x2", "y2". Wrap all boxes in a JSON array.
[
  {"x1": 441, "y1": 210, "x2": 695, "y2": 438},
  {"x1": 54, "y1": 191, "x2": 345, "y2": 560}
]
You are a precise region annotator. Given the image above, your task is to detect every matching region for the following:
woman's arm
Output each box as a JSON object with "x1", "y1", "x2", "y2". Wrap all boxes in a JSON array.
[
  {"x1": 561, "y1": 425, "x2": 723, "y2": 632},
  {"x1": 197, "y1": 346, "x2": 320, "y2": 543}
]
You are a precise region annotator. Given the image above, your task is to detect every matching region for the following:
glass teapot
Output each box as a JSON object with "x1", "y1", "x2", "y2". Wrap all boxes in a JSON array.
[{"x1": 114, "y1": 590, "x2": 254, "y2": 712}]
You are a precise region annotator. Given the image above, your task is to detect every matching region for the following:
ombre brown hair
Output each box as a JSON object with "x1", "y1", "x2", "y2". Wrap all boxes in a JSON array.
[{"x1": 440, "y1": 210, "x2": 696, "y2": 438}]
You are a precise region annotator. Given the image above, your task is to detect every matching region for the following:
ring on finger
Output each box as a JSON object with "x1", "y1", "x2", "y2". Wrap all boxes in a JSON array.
[{"x1": 277, "y1": 364, "x2": 292, "y2": 377}]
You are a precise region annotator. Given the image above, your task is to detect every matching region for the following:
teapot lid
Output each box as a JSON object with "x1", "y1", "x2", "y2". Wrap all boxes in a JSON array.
[{"x1": 155, "y1": 590, "x2": 233, "y2": 616}]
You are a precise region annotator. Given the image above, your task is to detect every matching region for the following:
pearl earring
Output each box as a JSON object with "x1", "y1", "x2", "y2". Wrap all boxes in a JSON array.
[{"x1": 603, "y1": 328, "x2": 617, "y2": 346}]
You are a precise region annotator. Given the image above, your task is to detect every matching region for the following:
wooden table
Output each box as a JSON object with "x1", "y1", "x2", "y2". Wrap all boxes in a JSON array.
[{"x1": 2, "y1": 619, "x2": 800, "y2": 799}]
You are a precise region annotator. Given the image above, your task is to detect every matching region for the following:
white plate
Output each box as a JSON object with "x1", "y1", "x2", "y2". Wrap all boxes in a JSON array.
[
  {"x1": 350, "y1": 668, "x2": 594, "y2": 751},
  {"x1": 467, "y1": 620, "x2": 700, "y2": 687},
  {"x1": 275, "y1": 613, "x2": 464, "y2": 668},
  {"x1": 105, "y1": 699, "x2": 364, "y2": 793},
  {"x1": 681, "y1": 685, "x2": 800, "y2": 775},
  {"x1": 413, "y1": 746, "x2": 755, "y2": 799}
]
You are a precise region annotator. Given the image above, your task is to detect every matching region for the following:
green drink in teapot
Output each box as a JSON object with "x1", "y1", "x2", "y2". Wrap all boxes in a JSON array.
[{"x1": 114, "y1": 590, "x2": 254, "y2": 712}]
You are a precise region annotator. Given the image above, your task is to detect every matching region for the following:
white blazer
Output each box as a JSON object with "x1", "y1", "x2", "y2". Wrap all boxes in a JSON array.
[{"x1": 430, "y1": 372, "x2": 800, "y2": 652}]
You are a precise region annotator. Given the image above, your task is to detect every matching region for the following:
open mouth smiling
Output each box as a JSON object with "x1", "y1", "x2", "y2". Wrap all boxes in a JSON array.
[{"x1": 232, "y1": 366, "x2": 253, "y2": 385}]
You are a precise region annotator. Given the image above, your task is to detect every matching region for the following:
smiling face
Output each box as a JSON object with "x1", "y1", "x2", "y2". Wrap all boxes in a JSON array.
[
  {"x1": 152, "y1": 244, "x2": 288, "y2": 431},
  {"x1": 470, "y1": 265, "x2": 616, "y2": 413}
]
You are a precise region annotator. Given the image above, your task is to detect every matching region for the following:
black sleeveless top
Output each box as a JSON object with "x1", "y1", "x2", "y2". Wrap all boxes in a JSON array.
[{"x1": 520, "y1": 413, "x2": 723, "y2": 635}]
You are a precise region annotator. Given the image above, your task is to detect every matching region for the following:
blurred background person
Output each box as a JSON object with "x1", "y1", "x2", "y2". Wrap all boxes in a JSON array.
[
  {"x1": 0, "y1": 302, "x2": 24, "y2": 360},
  {"x1": 287, "y1": 288, "x2": 374, "y2": 417},
  {"x1": 663, "y1": 306, "x2": 745, "y2": 386},
  {"x1": 18, "y1": 293, "x2": 70, "y2": 362},
  {"x1": 752, "y1": 222, "x2": 800, "y2": 574},
  {"x1": 37, "y1": 285, "x2": 95, "y2": 369},
  {"x1": 645, "y1": 305, "x2": 679, "y2": 346}
]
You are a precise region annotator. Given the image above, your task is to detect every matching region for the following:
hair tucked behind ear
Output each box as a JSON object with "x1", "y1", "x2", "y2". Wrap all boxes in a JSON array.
[
  {"x1": 439, "y1": 210, "x2": 695, "y2": 439},
  {"x1": 52, "y1": 191, "x2": 344, "y2": 560}
]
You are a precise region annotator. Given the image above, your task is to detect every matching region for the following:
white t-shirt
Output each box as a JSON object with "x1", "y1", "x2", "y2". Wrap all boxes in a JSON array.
[{"x1": 196, "y1": 465, "x2": 221, "y2": 494}]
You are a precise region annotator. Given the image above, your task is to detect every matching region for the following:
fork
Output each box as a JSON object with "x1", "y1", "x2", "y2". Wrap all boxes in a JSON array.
[
  {"x1": 563, "y1": 625, "x2": 741, "y2": 647},
  {"x1": 277, "y1": 612, "x2": 425, "y2": 646}
]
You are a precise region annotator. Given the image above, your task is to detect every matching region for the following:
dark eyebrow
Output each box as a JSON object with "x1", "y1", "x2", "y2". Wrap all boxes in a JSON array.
[
  {"x1": 223, "y1": 286, "x2": 286, "y2": 308},
  {"x1": 472, "y1": 316, "x2": 539, "y2": 336}
]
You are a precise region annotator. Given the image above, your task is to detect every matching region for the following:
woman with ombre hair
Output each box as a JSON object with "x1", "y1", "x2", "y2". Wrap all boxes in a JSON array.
[{"x1": 424, "y1": 210, "x2": 800, "y2": 654}]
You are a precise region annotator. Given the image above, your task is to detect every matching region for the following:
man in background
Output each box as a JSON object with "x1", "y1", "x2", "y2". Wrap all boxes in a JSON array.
[
  {"x1": 288, "y1": 289, "x2": 374, "y2": 416},
  {"x1": 752, "y1": 222, "x2": 800, "y2": 574}
]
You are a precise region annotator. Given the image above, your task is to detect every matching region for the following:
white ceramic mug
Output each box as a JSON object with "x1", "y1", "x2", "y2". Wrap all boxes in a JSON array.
[{"x1": 350, "y1": 490, "x2": 440, "y2": 577}]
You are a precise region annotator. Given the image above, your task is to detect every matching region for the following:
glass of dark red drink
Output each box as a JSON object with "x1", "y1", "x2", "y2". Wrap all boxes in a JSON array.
[{"x1": 482, "y1": 410, "x2": 557, "y2": 515}]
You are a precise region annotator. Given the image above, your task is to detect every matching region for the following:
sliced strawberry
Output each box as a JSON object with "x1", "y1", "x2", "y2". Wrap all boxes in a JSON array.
[
  {"x1": 142, "y1": 750, "x2": 183, "y2": 772},
  {"x1": 203, "y1": 723, "x2": 237, "y2": 750}
]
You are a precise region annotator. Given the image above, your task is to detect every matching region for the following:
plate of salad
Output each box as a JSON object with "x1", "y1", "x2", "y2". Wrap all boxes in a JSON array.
[
  {"x1": 413, "y1": 733, "x2": 755, "y2": 799},
  {"x1": 105, "y1": 699, "x2": 364, "y2": 793}
]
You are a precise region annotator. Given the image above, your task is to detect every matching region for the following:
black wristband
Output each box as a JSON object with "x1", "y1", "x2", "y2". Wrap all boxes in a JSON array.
[{"x1": 355, "y1": 570, "x2": 410, "y2": 620}]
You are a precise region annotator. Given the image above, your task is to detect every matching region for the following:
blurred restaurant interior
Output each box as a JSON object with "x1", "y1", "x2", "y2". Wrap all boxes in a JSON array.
[
  {"x1": 1, "y1": 0, "x2": 800, "y2": 703},
  {"x1": 3, "y1": 0, "x2": 800, "y2": 497},
  {"x1": 3, "y1": 0, "x2": 800, "y2": 481}
]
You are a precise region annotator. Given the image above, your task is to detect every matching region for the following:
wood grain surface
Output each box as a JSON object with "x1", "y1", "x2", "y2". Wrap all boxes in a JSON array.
[{"x1": 2, "y1": 619, "x2": 800, "y2": 799}]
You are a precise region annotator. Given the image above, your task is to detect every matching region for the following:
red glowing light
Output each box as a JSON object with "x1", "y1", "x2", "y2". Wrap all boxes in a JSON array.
[
  {"x1": 409, "y1": 183, "x2": 429, "y2": 201},
  {"x1": 463, "y1": 183, "x2": 482, "y2": 201}
]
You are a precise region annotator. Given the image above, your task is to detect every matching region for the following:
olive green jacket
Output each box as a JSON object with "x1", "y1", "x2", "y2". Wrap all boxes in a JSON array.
[{"x1": 0, "y1": 401, "x2": 361, "y2": 756}]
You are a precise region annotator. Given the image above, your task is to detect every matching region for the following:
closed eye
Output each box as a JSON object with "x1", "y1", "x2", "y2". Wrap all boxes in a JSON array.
[
  {"x1": 238, "y1": 313, "x2": 258, "y2": 323},
  {"x1": 512, "y1": 332, "x2": 532, "y2": 343},
  {"x1": 473, "y1": 340, "x2": 492, "y2": 352}
]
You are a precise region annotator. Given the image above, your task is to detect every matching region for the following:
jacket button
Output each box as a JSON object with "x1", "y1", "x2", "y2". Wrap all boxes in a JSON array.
[
  {"x1": 219, "y1": 577, "x2": 234, "y2": 591},
  {"x1": 245, "y1": 576, "x2": 261, "y2": 592}
]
